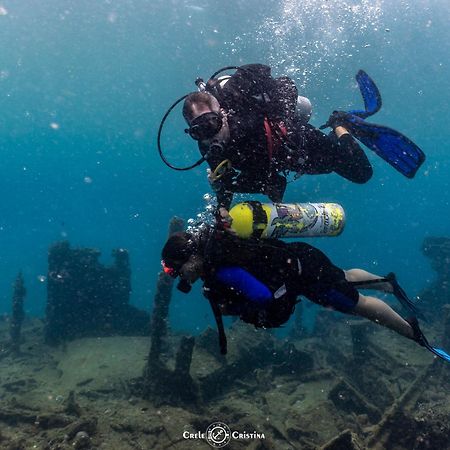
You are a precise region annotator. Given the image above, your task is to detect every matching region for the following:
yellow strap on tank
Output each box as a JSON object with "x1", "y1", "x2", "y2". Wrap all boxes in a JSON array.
[{"x1": 210, "y1": 159, "x2": 232, "y2": 181}]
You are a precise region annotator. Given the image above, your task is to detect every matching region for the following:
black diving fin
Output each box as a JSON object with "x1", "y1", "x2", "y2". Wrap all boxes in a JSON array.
[
  {"x1": 350, "y1": 275, "x2": 450, "y2": 363},
  {"x1": 384, "y1": 272, "x2": 424, "y2": 319},
  {"x1": 349, "y1": 273, "x2": 424, "y2": 319}
]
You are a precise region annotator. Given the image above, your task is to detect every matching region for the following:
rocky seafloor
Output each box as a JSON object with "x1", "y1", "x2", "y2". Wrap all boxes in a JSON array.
[{"x1": 1, "y1": 310, "x2": 450, "y2": 450}]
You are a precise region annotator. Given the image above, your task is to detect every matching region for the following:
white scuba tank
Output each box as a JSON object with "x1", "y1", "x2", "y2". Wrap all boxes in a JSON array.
[{"x1": 228, "y1": 201, "x2": 345, "y2": 239}]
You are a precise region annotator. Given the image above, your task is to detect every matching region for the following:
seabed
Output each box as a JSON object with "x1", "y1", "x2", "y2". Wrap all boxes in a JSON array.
[{"x1": 1, "y1": 313, "x2": 449, "y2": 450}]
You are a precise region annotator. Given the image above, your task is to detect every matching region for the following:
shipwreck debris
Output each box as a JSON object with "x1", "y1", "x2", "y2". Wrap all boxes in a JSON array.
[
  {"x1": 9, "y1": 272, "x2": 26, "y2": 353},
  {"x1": 44, "y1": 241, "x2": 149, "y2": 345},
  {"x1": 142, "y1": 217, "x2": 200, "y2": 405},
  {"x1": 420, "y1": 236, "x2": 450, "y2": 316}
]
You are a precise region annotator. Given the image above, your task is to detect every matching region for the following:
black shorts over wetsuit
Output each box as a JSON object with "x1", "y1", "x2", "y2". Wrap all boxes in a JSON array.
[{"x1": 287, "y1": 242, "x2": 359, "y2": 313}]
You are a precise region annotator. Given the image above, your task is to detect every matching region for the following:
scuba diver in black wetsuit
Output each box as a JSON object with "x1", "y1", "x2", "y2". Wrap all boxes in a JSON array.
[
  {"x1": 158, "y1": 64, "x2": 424, "y2": 214},
  {"x1": 160, "y1": 227, "x2": 428, "y2": 356},
  {"x1": 181, "y1": 64, "x2": 373, "y2": 211},
  {"x1": 158, "y1": 64, "x2": 424, "y2": 213}
]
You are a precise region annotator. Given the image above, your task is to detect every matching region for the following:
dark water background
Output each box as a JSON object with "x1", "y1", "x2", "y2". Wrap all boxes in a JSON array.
[{"x1": 0, "y1": 0, "x2": 449, "y2": 334}]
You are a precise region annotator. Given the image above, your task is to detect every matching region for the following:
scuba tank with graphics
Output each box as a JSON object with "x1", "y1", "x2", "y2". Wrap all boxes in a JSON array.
[{"x1": 228, "y1": 201, "x2": 345, "y2": 239}]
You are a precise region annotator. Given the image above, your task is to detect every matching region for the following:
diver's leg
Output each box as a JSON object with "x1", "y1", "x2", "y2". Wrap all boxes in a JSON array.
[
  {"x1": 352, "y1": 293, "x2": 414, "y2": 339},
  {"x1": 345, "y1": 268, "x2": 393, "y2": 293}
]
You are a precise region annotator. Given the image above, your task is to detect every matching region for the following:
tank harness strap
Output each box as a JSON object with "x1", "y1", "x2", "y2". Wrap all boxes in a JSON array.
[
  {"x1": 208, "y1": 298, "x2": 227, "y2": 355},
  {"x1": 264, "y1": 118, "x2": 288, "y2": 161},
  {"x1": 247, "y1": 200, "x2": 268, "y2": 239},
  {"x1": 263, "y1": 118, "x2": 274, "y2": 161}
]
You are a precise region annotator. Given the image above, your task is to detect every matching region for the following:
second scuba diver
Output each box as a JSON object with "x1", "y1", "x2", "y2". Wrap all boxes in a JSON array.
[{"x1": 161, "y1": 226, "x2": 450, "y2": 362}]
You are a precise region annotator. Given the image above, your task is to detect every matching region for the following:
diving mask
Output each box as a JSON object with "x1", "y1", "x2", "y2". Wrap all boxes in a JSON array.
[
  {"x1": 161, "y1": 260, "x2": 181, "y2": 278},
  {"x1": 161, "y1": 260, "x2": 192, "y2": 293},
  {"x1": 185, "y1": 111, "x2": 223, "y2": 141}
]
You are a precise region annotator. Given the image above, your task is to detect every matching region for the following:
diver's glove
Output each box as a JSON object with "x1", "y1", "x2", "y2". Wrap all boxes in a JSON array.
[{"x1": 319, "y1": 111, "x2": 353, "y2": 130}]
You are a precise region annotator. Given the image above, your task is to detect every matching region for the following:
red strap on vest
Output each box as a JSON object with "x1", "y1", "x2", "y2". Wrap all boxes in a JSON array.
[
  {"x1": 264, "y1": 118, "x2": 288, "y2": 161},
  {"x1": 263, "y1": 118, "x2": 274, "y2": 161}
]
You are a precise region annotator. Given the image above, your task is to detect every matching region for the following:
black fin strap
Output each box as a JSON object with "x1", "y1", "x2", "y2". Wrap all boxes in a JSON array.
[
  {"x1": 349, "y1": 276, "x2": 420, "y2": 317},
  {"x1": 349, "y1": 277, "x2": 389, "y2": 288},
  {"x1": 208, "y1": 299, "x2": 227, "y2": 355},
  {"x1": 246, "y1": 201, "x2": 268, "y2": 239}
]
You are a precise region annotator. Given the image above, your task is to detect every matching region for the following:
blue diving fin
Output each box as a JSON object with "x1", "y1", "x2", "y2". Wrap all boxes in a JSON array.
[
  {"x1": 407, "y1": 317, "x2": 450, "y2": 363},
  {"x1": 320, "y1": 70, "x2": 425, "y2": 178},
  {"x1": 339, "y1": 113, "x2": 426, "y2": 179},
  {"x1": 349, "y1": 69, "x2": 382, "y2": 118},
  {"x1": 427, "y1": 346, "x2": 450, "y2": 362}
]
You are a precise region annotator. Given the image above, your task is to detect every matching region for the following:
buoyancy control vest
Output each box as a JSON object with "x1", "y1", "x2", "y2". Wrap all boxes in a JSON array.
[
  {"x1": 202, "y1": 231, "x2": 300, "y2": 353},
  {"x1": 206, "y1": 64, "x2": 299, "y2": 124}
]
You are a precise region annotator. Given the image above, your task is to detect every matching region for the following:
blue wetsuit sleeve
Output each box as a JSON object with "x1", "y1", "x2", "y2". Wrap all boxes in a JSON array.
[{"x1": 215, "y1": 266, "x2": 273, "y2": 304}]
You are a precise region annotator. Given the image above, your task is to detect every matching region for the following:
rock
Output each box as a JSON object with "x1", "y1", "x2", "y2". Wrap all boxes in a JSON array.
[
  {"x1": 64, "y1": 418, "x2": 97, "y2": 440},
  {"x1": 73, "y1": 431, "x2": 90, "y2": 449}
]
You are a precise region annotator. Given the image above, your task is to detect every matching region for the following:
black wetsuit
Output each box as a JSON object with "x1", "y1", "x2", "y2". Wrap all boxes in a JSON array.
[
  {"x1": 198, "y1": 229, "x2": 359, "y2": 332},
  {"x1": 200, "y1": 64, "x2": 373, "y2": 209}
]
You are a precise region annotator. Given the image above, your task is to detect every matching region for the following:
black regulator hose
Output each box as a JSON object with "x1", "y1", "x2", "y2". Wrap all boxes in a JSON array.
[
  {"x1": 209, "y1": 65, "x2": 240, "y2": 79},
  {"x1": 157, "y1": 94, "x2": 206, "y2": 171},
  {"x1": 157, "y1": 66, "x2": 245, "y2": 171}
]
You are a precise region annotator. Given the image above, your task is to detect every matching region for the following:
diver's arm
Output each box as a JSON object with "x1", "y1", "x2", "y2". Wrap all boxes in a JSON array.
[
  {"x1": 206, "y1": 167, "x2": 234, "y2": 210},
  {"x1": 215, "y1": 187, "x2": 233, "y2": 211},
  {"x1": 302, "y1": 127, "x2": 372, "y2": 183},
  {"x1": 333, "y1": 133, "x2": 373, "y2": 183},
  {"x1": 201, "y1": 140, "x2": 235, "y2": 210}
]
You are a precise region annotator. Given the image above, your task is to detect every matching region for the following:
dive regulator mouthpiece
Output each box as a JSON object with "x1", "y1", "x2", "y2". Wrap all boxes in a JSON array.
[
  {"x1": 209, "y1": 139, "x2": 224, "y2": 154},
  {"x1": 195, "y1": 78, "x2": 207, "y2": 92},
  {"x1": 177, "y1": 279, "x2": 192, "y2": 294}
]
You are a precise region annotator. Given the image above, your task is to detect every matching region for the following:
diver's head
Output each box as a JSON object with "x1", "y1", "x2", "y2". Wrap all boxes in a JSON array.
[
  {"x1": 161, "y1": 232, "x2": 204, "y2": 292},
  {"x1": 161, "y1": 232, "x2": 196, "y2": 277},
  {"x1": 183, "y1": 92, "x2": 224, "y2": 141},
  {"x1": 183, "y1": 92, "x2": 221, "y2": 122}
]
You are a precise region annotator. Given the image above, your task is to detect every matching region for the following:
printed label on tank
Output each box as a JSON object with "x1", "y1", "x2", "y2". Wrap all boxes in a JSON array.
[{"x1": 269, "y1": 203, "x2": 318, "y2": 238}]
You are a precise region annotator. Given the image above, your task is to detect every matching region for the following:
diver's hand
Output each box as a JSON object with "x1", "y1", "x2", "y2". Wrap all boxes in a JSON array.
[
  {"x1": 207, "y1": 168, "x2": 219, "y2": 192},
  {"x1": 319, "y1": 111, "x2": 350, "y2": 130},
  {"x1": 218, "y1": 207, "x2": 232, "y2": 223},
  {"x1": 215, "y1": 207, "x2": 237, "y2": 235}
]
